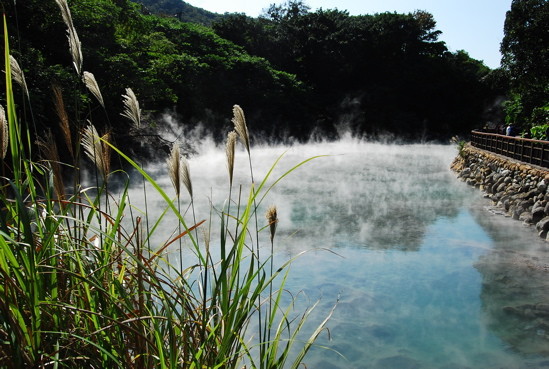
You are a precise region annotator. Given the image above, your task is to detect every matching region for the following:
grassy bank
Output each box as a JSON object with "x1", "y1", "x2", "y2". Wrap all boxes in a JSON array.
[{"x1": 0, "y1": 3, "x2": 331, "y2": 367}]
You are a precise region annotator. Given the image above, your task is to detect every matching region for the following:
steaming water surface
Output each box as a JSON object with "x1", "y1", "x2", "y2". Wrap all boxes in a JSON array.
[{"x1": 134, "y1": 139, "x2": 549, "y2": 368}]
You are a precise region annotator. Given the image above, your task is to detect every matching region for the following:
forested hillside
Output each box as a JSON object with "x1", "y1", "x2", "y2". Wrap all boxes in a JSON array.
[
  {"x1": 131, "y1": 0, "x2": 221, "y2": 25},
  {"x1": 213, "y1": 3, "x2": 504, "y2": 139},
  {"x1": 3, "y1": 0, "x2": 506, "y2": 158}
]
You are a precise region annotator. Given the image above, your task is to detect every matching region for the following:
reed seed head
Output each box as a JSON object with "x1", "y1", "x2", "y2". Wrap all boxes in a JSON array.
[
  {"x1": 266, "y1": 205, "x2": 278, "y2": 242},
  {"x1": 82, "y1": 123, "x2": 111, "y2": 178},
  {"x1": 167, "y1": 142, "x2": 181, "y2": 197},
  {"x1": 69, "y1": 29, "x2": 82, "y2": 76},
  {"x1": 232, "y1": 105, "x2": 250, "y2": 154},
  {"x1": 0, "y1": 105, "x2": 8, "y2": 160},
  {"x1": 52, "y1": 85, "x2": 73, "y2": 159},
  {"x1": 83, "y1": 71, "x2": 105, "y2": 108},
  {"x1": 101, "y1": 131, "x2": 112, "y2": 176},
  {"x1": 181, "y1": 156, "x2": 193, "y2": 199},
  {"x1": 55, "y1": 0, "x2": 82, "y2": 75},
  {"x1": 226, "y1": 130, "x2": 237, "y2": 186},
  {"x1": 10, "y1": 56, "x2": 29, "y2": 98},
  {"x1": 68, "y1": 26, "x2": 83, "y2": 76},
  {"x1": 121, "y1": 88, "x2": 141, "y2": 128},
  {"x1": 202, "y1": 228, "x2": 210, "y2": 255},
  {"x1": 55, "y1": 0, "x2": 75, "y2": 29}
]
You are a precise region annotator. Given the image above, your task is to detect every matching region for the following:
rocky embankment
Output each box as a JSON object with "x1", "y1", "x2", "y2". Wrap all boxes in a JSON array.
[
  {"x1": 451, "y1": 144, "x2": 549, "y2": 241},
  {"x1": 453, "y1": 144, "x2": 549, "y2": 357}
]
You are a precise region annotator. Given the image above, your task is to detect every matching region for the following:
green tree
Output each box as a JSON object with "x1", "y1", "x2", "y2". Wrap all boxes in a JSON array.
[
  {"x1": 130, "y1": 0, "x2": 221, "y2": 25},
  {"x1": 5, "y1": 0, "x2": 504, "y2": 146},
  {"x1": 501, "y1": 0, "x2": 549, "y2": 127},
  {"x1": 213, "y1": 1, "x2": 499, "y2": 139},
  {"x1": 5, "y1": 0, "x2": 311, "y2": 147}
]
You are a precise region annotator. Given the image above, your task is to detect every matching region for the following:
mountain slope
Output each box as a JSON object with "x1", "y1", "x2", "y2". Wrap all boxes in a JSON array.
[{"x1": 130, "y1": 0, "x2": 221, "y2": 25}]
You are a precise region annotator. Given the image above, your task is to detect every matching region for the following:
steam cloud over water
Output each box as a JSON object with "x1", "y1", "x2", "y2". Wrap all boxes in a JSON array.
[
  {"x1": 140, "y1": 138, "x2": 468, "y2": 250},
  {"x1": 121, "y1": 138, "x2": 549, "y2": 368}
]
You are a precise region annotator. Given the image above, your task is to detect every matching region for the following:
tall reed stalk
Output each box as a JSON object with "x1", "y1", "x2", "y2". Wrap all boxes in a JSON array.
[
  {"x1": 167, "y1": 141, "x2": 182, "y2": 270},
  {"x1": 0, "y1": 7, "x2": 334, "y2": 369}
]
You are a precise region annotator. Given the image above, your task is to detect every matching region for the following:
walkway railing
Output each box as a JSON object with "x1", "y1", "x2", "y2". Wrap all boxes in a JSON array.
[{"x1": 470, "y1": 130, "x2": 549, "y2": 168}]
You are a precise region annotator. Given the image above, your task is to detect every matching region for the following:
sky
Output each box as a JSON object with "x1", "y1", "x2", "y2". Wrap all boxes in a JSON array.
[{"x1": 186, "y1": 0, "x2": 513, "y2": 69}]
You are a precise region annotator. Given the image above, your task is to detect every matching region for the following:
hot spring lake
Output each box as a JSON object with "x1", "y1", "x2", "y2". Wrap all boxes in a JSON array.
[{"x1": 122, "y1": 139, "x2": 549, "y2": 369}]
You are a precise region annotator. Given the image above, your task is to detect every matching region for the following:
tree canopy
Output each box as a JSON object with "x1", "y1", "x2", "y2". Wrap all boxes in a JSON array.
[
  {"x1": 214, "y1": 1, "x2": 497, "y2": 139},
  {"x1": 131, "y1": 0, "x2": 221, "y2": 25},
  {"x1": 3, "y1": 0, "x2": 503, "y2": 156},
  {"x1": 4, "y1": 0, "x2": 305, "y2": 152},
  {"x1": 501, "y1": 0, "x2": 549, "y2": 129}
]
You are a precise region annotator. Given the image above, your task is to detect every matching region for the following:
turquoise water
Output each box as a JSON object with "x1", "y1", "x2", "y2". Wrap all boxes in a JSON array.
[
  {"x1": 283, "y1": 210, "x2": 548, "y2": 369},
  {"x1": 135, "y1": 139, "x2": 549, "y2": 368}
]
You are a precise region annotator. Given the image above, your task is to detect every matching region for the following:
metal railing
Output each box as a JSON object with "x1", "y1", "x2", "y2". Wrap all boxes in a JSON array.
[{"x1": 470, "y1": 130, "x2": 549, "y2": 168}]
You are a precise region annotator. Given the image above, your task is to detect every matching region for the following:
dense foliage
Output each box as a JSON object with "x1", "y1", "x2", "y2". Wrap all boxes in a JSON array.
[
  {"x1": 4, "y1": 0, "x2": 504, "y2": 158},
  {"x1": 501, "y1": 0, "x2": 549, "y2": 132},
  {"x1": 4, "y1": 0, "x2": 305, "y2": 157},
  {"x1": 137, "y1": 0, "x2": 504, "y2": 140},
  {"x1": 214, "y1": 3, "x2": 500, "y2": 139},
  {"x1": 131, "y1": 0, "x2": 221, "y2": 25}
]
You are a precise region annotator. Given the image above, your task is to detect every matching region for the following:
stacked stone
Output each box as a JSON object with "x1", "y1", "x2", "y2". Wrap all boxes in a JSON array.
[{"x1": 452, "y1": 145, "x2": 549, "y2": 240}]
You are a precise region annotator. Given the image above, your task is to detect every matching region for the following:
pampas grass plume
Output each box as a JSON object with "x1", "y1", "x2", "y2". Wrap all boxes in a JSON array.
[
  {"x1": 101, "y1": 131, "x2": 112, "y2": 176},
  {"x1": 232, "y1": 105, "x2": 250, "y2": 154},
  {"x1": 226, "y1": 130, "x2": 237, "y2": 186},
  {"x1": 167, "y1": 143, "x2": 181, "y2": 197},
  {"x1": 83, "y1": 71, "x2": 105, "y2": 108},
  {"x1": 10, "y1": 56, "x2": 29, "y2": 98},
  {"x1": 202, "y1": 227, "x2": 211, "y2": 255},
  {"x1": 68, "y1": 27, "x2": 83, "y2": 75},
  {"x1": 82, "y1": 124, "x2": 101, "y2": 172},
  {"x1": 181, "y1": 156, "x2": 193, "y2": 199},
  {"x1": 52, "y1": 85, "x2": 73, "y2": 159},
  {"x1": 55, "y1": 0, "x2": 75, "y2": 29},
  {"x1": 82, "y1": 123, "x2": 111, "y2": 177},
  {"x1": 266, "y1": 205, "x2": 278, "y2": 242},
  {"x1": 55, "y1": 0, "x2": 82, "y2": 75},
  {"x1": 121, "y1": 88, "x2": 141, "y2": 128},
  {"x1": 0, "y1": 105, "x2": 8, "y2": 160}
]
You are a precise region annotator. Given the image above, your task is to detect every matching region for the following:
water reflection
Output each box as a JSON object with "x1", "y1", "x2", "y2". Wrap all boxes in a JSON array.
[{"x1": 471, "y1": 205, "x2": 549, "y2": 356}]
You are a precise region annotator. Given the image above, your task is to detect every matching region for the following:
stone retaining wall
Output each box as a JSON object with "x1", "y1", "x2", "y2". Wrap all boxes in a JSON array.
[{"x1": 451, "y1": 144, "x2": 549, "y2": 241}]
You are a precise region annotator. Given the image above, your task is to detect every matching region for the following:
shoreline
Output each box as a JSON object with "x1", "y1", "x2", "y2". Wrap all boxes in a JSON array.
[{"x1": 451, "y1": 144, "x2": 549, "y2": 242}]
